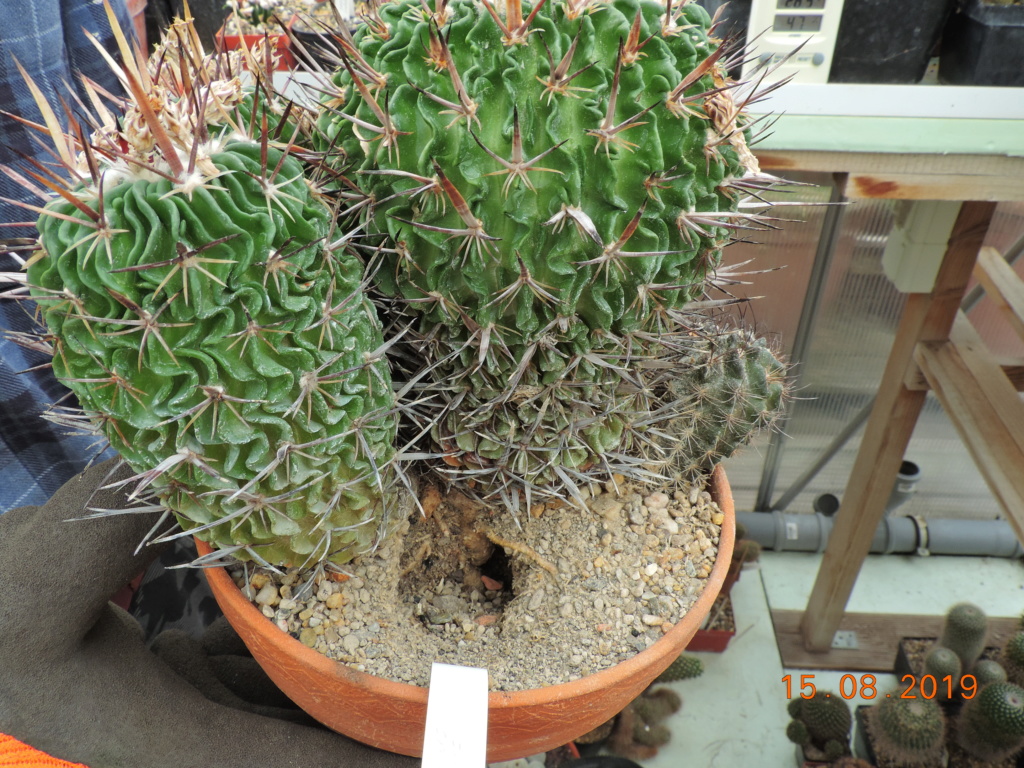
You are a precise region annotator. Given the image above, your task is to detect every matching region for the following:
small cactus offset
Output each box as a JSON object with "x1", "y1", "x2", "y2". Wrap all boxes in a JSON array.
[
  {"x1": 4, "y1": 7, "x2": 402, "y2": 568},
  {"x1": 866, "y1": 693, "x2": 945, "y2": 766},
  {"x1": 316, "y1": 0, "x2": 791, "y2": 505},
  {"x1": 955, "y1": 681, "x2": 1024, "y2": 762},
  {"x1": 661, "y1": 320, "x2": 788, "y2": 478},
  {"x1": 922, "y1": 645, "x2": 961, "y2": 700},
  {"x1": 939, "y1": 602, "x2": 988, "y2": 672},
  {"x1": 1002, "y1": 630, "x2": 1024, "y2": 686},
  {"x1": 655, "y1": 652, "x2": 703, "y2": 682},
  {"x1": 974, "y1": 658, "x2": 1008, "y2": 688}
]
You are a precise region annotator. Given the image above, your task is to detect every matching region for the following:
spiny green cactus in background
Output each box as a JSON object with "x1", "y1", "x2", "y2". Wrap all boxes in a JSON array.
[
  {"x1": 786, "y1": 692, "x2": 851, "y2": 757},
  {"x1": 975, "y1": 659, "x2": 1008, "y2": 688},
  {"x1": 8, "y1": 9, "x2": 400, "y2": 568},
  {"x1": 923, "y1": 645, "x2": 961, "y2": 699},
  {"x1": 940, "y1": 602, "x2": 988, "y2": 671},
  {"x1": 316, "y1": 0, "x2": 789, "y2": 504},
  {"x1": 867, "y1": 694, "x2": 945, "y2": 766},
  {"x1": 955, "y1": 681, "x2": 1024, "y2": 762},
  {"x1": 1002, "y1": 630, "x2": 1024, "y2": 686},
  {"x1": 655, "y1": 652, "x2": 703, "y2": 682}
]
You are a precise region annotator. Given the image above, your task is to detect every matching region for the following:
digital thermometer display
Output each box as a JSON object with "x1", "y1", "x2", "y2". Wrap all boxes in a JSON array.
[
  {"x1": 777, "y1": 0, "x2": 827, "y2": 9},
  {"x1": 744, "y1": 0, "x2": 847, "y2": 83},
  {"x1": 773, "y1": 13, "x2": 823, "y2": 32}
]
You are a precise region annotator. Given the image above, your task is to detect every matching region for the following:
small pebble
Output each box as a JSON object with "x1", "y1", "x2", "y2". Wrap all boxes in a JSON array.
[{"x1": 254, "y1": 583, "x2": 279, "y2": 606}]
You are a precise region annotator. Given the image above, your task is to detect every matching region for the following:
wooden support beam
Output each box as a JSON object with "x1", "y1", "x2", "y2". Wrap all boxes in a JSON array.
[
  {"x1": 974, "y1": 246, "x2": 1024, "y2": 342},
  {"x1": 915, "y1": 313, "x2": 1024, "y2": 538},
  {"x1": 799, "y1": 201, "x2": 998, "y2": 652}
]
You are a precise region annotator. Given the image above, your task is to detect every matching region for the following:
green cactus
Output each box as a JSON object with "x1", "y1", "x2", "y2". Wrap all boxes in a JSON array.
[
  {"x1": 923, "y1": 645, "x2": 961, "y2": 700},
  {"x1": 939, "y1": 602, "x2": 988, "y2": 671},
  {"x1": 13, "y1": 15, "x2": 400, "y2": 568},
  {"x1": 801, "y1": 692, "x2": 852, "y2": 741},
  {"x1": 785, "y1": 692, "x2": 851, "y2": 754},
  {"x1": 867, "y1": 694, "x2": 945, "y2": 766},
  {"x1": 974, "y1": 658, "x2": 1008, "y2": 688},
  {"x1": 1002, "y1": 630, "x2": 1024, "y2": 686},
  {"x1": 785, "y1": 719, "x2": 810, "y2": 747},
  {"x1": 656, "y1": 653, "x2": 703, "y2": 682},
  {"x1": 955, "y1": 681, "x2": 1024, "y2": 762},
  {"x1": 317, "y1": 0, "x2": 788, "y2": 503}
]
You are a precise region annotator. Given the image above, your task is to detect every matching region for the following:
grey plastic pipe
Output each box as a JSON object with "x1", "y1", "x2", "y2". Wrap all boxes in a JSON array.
[{"x1": 737, "y1": 509, "x2": 1024, "y2": 558}]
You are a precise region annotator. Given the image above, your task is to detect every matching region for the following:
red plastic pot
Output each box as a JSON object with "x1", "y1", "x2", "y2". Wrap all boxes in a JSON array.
[{"x1": 197, "y1": 465, "x2": 735, "y2": 762}]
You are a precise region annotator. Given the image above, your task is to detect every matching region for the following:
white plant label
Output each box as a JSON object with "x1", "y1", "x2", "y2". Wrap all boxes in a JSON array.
[{"x1": 422, "y1": 662, "x2": 489, "y2": 768}]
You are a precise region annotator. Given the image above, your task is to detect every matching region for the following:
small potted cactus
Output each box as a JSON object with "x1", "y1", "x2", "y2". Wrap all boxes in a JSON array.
[
  {"x1": 4, "y1": 0, "x2": 792, "y2": 760},
  {"x1": 950, "y1": 681, "x2": 1024, "y2": 765},
  {"x1": 857, "y1": 691, "x2": 947, "y2": 768},
  {"x1": 786, "y1": 691, "x2": 853, "y2": 765}
]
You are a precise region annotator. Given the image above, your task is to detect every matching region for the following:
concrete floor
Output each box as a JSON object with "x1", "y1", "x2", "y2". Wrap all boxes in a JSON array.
[{"x1": 640, "y1": 551, "x2": 1024, "y2": 767}]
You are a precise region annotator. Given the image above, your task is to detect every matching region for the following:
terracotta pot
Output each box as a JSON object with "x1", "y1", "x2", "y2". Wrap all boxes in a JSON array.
[{"x1": 197, "y1": 465, "x2": 735, "y2": 762}]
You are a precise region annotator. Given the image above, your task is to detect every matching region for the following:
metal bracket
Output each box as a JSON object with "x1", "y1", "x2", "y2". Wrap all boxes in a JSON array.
[{"x1": 831, "y1": 630, "x2": 859, "y2": 650}]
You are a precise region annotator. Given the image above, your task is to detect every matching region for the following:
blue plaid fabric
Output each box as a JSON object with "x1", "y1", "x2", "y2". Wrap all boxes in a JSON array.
[{"x1": 0, "y1": 0, "x2": 133, "y2": 511}]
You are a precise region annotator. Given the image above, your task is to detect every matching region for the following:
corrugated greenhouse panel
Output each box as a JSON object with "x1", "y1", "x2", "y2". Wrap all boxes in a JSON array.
[{"x1": 722, "y1": 195, "x2": 1024, "y2": 523}]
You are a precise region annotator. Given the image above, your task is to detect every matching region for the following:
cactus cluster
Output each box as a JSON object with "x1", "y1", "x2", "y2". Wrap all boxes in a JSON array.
[
  {"x1": 867, "y1": 693, "x2": 945, "y2": 766},
  {"x1": 6, "y1": 0, "x2": 793, "y2": 572},
  {"x1": 786, "y1": 693, "x2": 851, "y2": 760},
  {"x1": 6, "y1": 9, "x2": 402, "y2": 567},
  {"x1": 315, "y1": 0, "x2": 790, "y2": 505}
]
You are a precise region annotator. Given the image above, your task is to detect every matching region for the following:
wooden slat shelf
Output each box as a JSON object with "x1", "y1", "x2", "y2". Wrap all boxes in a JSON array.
[
  {"x1": 975, "y1": 246, "x2": 1024, "y2": 342},
  {"x1": 915, "y1": 313, "x2": 1024, "y2": 540},
  {"x1": 774, "y1": 610, "x2": 1021, "y2": 673}
]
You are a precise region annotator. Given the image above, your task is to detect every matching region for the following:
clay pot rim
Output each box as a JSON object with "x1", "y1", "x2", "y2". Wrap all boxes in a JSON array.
[{"x1": 195, "y1": 464, "x2": 735, "y2": 706}]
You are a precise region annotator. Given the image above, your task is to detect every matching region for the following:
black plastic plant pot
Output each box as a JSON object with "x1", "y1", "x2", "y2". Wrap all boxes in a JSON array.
[
  {"x1": 939, "y1": 0, "x2": 1024, "y2": 86},
  {"x1": 829, "y1": 0, "x2": 956, "y2": 83},
  {"x1": 695, "y1": 0, "x2": 752, "y2": 78}
]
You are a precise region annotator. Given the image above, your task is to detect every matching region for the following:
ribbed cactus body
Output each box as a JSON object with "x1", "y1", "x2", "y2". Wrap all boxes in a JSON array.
[
  {"x1": 956, "y1": 682, "x2": 1024, "y2": 761},
  {"x1": 869, "y1": 695, "x2": 945, "y2": 765},
  {"x1": 17, "y1": 17, "x2": 402, "y2": 568},
  {"x1": 318, "y1": 0, "x2": 786, "y2": 500},
  {"x1": 30, "y1": 141, "x2": 397, "y2": 566}
]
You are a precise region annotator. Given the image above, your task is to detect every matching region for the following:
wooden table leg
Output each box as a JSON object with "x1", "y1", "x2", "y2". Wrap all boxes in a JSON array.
[{"x1": 799, "y1": 201, "x2": 997, "y2": 652}]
